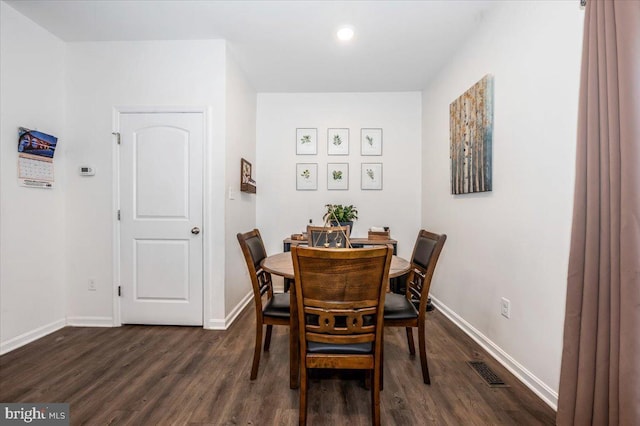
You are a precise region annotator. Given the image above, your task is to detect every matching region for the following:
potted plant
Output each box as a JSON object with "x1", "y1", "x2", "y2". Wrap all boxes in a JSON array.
[{"x1": 323, "y1": 204, "x2": 358, "y2": 235}]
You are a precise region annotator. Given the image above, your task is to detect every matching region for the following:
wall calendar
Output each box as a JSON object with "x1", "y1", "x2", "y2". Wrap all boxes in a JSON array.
[{"x1": 17, "y1": 127, "x2": 57, "y2": 189}]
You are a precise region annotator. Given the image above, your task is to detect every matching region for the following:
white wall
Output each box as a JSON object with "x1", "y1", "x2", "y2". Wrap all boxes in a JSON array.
[
  {"x1": 0, "y1": 2, "x2": 67, "y2": 353},
  {"x1": 64, "y1": 40, "x2": 228, "y2": 327},
  {"x1": 256, "y1": 93, "x2": 421, "y2": 261},
  {"x1": 224, "y1": 51, "x2": 257, "y2": 319},
  {"x1": 421, "y1": 1, "x2": 583, "y2": 408}
]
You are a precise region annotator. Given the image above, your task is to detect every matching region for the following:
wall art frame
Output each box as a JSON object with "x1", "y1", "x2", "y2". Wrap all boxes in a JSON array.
[
  {"x1": 327, "y1": 128, "x2": 349, "y2": 155},
  {"x1": 361, "y1": 162, "x2": 383, "y2": 190},
  {"x1": 361, "y1": 128, "x2": 382, "y2": 156},
  {"x1": 240, "y1": 157, "x2": 256, "y2": 194},
  {"x1": 296, "y1": 128, "x2": 317, "y2": 155},
  {"x1": 327, "y1": 163, "x2": 349, "y2": 190},
  {"x1": 296, "y1": 163, "x2": 318, "y2": 190}
]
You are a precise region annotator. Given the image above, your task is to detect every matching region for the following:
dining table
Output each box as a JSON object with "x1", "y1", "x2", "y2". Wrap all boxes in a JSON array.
[{"x1": 261, "y1": 250, "x2": 411, "y2": 389}]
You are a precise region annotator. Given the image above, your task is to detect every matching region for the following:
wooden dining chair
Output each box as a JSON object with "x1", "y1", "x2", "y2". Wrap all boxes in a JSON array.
[
  {"x1": 306, "y1": 225, "x2": 350, "y2": 248},
  {"x1": 237, "y1": 229, "x2": 290, "y2": 380},
  {"x1": 291, "y1": 245, "x2": 393, "y2": 426},
  {"x1": 383, "y1": 229, "x2": 446, "y2": 384}
]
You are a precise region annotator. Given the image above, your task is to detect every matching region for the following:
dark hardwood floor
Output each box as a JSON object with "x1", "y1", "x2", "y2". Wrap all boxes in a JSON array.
[{"x1": 0, "y1": 307, "x2": 555, "y2": 425}]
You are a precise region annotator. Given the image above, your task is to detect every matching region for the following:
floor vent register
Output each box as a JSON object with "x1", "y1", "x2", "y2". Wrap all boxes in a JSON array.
[{"x1": 467, "y1": 361, "x2": 509, "y2": 387}]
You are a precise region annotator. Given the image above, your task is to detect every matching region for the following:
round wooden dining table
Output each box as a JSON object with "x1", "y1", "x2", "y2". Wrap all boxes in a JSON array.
[
  {"x1": 260, "y1": 250, "x2": 411, "y2": 389},
  {"x1": 261, "y1": 251, "x2": 410, "y2": 280}
]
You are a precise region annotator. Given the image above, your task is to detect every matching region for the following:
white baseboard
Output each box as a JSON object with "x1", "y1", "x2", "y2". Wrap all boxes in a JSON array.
[
  {"x1": 431, "y1": 296, "x2": 558, "y2": 410},
  {"x1": 0, "y1": 318, "x2": 66, "y2": 355},
  {"x1": 1, "y1": 298, "x2": 254, "y2": 354},
  {"x1": 66, "y1": 316, "x2": 115, "y2": 327},
  {"x1": 205, "y1": 291, "x2": 253, "y2": 330}
]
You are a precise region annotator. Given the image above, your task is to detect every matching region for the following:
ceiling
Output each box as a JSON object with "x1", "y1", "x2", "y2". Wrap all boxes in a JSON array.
[{"x1": 6, "y1": 0, "x2": 498, "y2": 92}]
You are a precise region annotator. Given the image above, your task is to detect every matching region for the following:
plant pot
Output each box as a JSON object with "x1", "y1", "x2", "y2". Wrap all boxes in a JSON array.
[{"x1": 330, "y1": 221, "x2": 353, "y2": 236}]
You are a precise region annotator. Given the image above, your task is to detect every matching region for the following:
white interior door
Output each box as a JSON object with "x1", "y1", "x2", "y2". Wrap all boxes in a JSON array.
[{"x1": 119, "y1": 112, "x2": 203, "y2": 325}]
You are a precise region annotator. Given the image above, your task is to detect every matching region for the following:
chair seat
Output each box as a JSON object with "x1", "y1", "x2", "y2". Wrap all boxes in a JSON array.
[
  {"x1": 263, "y1": 293, "x2": 290, "y2": 319},
  {"x1": 384, "y1": 293, "x2": 419, "y2": 320},
  {"x1": 307, "y1": 341, "x2": 373, "y2": 354}
]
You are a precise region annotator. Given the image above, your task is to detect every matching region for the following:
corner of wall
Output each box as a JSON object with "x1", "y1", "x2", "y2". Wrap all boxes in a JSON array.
[
  {"x1": 1, "y1": 0, "x2": 68, "y2": 351},
  {"x1": 223, "y1": 52, "x2": 257, "y2": 321}
]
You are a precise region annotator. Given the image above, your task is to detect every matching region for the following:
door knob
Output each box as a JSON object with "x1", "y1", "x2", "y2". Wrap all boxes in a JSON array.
[{"x1": 191, "y1": 227, "x2": 201, "y2": 235}]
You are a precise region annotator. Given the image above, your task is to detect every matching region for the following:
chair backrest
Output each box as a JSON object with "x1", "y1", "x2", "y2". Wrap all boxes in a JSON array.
[
  {"x1": 307, "y1": 225, "x2": 351, "y2": 248},
  {"x1": 237, "y1": 229, "x2": 273, "y2": 309},
  {"x1": 291, "y1": 246, "x2": 393, "y2": 353},
  {"x1": 406, "y1": 230, "x2": 447, "y2": 314}
]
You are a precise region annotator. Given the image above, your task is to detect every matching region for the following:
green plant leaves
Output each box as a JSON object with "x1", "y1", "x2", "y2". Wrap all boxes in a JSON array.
[{"x1": 323, "y1": 204, "x2": 358, "y2": 222}]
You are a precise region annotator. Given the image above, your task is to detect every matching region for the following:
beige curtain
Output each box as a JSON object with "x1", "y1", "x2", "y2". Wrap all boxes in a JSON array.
[{"x1": 557, "y1": 0, "x2": 640, "y2": 425}]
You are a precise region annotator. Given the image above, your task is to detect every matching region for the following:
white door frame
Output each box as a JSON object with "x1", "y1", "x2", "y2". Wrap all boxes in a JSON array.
[{"x1": 112, "y1": 106, "x2": 211, "y2": 327}]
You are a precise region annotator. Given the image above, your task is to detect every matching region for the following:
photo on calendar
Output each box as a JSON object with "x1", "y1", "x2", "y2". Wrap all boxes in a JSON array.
[{"x1": 18, "y1": 127, "x2": 58, "y2": 158}]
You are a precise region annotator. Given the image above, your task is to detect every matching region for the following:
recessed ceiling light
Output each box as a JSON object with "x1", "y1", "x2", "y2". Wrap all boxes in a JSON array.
[{"x1": 336, "y1": 26, "x2": 354, "y2": 41}]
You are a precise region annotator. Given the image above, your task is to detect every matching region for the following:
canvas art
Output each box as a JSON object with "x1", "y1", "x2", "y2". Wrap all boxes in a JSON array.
[{"x1": 450, "y1": 74, "x2": 494, "y2": 194}]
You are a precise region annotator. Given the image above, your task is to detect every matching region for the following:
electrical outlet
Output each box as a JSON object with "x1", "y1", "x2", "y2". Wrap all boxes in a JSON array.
[
  {"x1": 88, "y1": 278, "x2": 97, "y2": 291},
  {"x1": 501, "y1": 297, "x2": 511, "y2": 319}
]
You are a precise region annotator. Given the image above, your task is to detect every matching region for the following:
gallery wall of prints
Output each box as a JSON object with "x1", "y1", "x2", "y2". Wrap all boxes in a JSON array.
[
  {"x1": 295, "y1": 127, "x2": 383, "y2": 191},
  {"x1": 17, "y1": 127, "x2": 58, "y2": 189}
]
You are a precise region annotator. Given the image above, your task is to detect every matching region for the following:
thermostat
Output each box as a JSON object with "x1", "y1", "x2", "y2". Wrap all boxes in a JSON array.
[{"x1": 79, "y1": 166, "x2": 95, "y2": 176}]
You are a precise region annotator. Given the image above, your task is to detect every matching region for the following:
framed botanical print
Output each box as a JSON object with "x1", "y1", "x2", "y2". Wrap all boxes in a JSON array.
[
  {"x1": 296, "y1": 128, "x2": 317, "y2": 155},
  {"x1": 296, "y1": 163, "x2": 318, "y2": 190},
  {"x1": 327, "y1": 163, "x2": 349, "y2": 190},
  {"x1": 327, "y1": 128, "x2": 349, "y2": 155},
  {"x1": 361, "y1": 128, "x2": 383, "y2": 156},
  {"x1": 361, "y1": 162, "x2": 383, "y2": 190}
]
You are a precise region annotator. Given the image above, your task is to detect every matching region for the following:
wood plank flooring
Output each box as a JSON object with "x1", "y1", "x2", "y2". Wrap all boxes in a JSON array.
[{"x1": 0, "y1": 307, "x2": 556, "y2": 425}]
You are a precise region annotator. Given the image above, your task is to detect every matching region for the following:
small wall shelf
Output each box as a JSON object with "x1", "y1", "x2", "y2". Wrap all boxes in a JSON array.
[{"x1": 241, "y1": 182, "x2": 256, "y2": 193}]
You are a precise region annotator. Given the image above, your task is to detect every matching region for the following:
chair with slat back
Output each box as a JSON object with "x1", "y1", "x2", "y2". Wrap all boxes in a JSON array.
[
  {"x1": 306, "y1": 225, "x2": 350, "y2": 248},
  {"x1": 383, "y1": 229, "x2": 446, "y2": 384},
  {"x1": 291, "y1": 245, "x2": 393, "y2": 426},
  {"x1": 237, "y1": 229, "x2": 290, "y2": 380}
]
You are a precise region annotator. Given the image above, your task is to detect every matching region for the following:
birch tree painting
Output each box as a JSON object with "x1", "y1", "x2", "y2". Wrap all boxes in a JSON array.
[{"x1": 450, "y1": 75, "x2": 494, "y2": 194}]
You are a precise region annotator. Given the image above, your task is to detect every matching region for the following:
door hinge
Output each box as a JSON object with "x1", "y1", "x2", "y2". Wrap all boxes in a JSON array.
[
  {"x1": 117, "y1": 210, "x2": 121, "y2": 220},
  {"x1": 118, "y1": 286, "x2": 122, "y2": 297},
  {"x1": 112, "y1": 132, "x2": 121, "y2": 145}
]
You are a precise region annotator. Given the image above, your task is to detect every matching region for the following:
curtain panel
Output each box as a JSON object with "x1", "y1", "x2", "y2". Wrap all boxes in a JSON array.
[{"x1": 557, "y1": 1, "x2": 640, "y2": 425}]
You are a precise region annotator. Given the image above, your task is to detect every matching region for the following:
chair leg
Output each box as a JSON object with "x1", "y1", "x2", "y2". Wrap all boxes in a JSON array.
[
  {"x1": 380, "y1": 339, "x2": 384, "y2": 391},
  {"x1": 299, "y1": 364, "x2": 308, "y2": 425},
  {"x1": 250, "y1": 322, "x2": 262, "y2": 380},
  {"x1": 372, "y1": 367, "x2": 381, "y2": 426},
  {"x1": 264, "y1": 324, "x2": 273, "y2": 351},
  {"x1": 418, "y1": 321, "x2": 430, "y2": 385},
  {"x1": 366, "y1": 340, "x2": 384, "y2": 390},
  {"x1": 405, "y1": 327, "x2": 416, "y2": 356}
]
